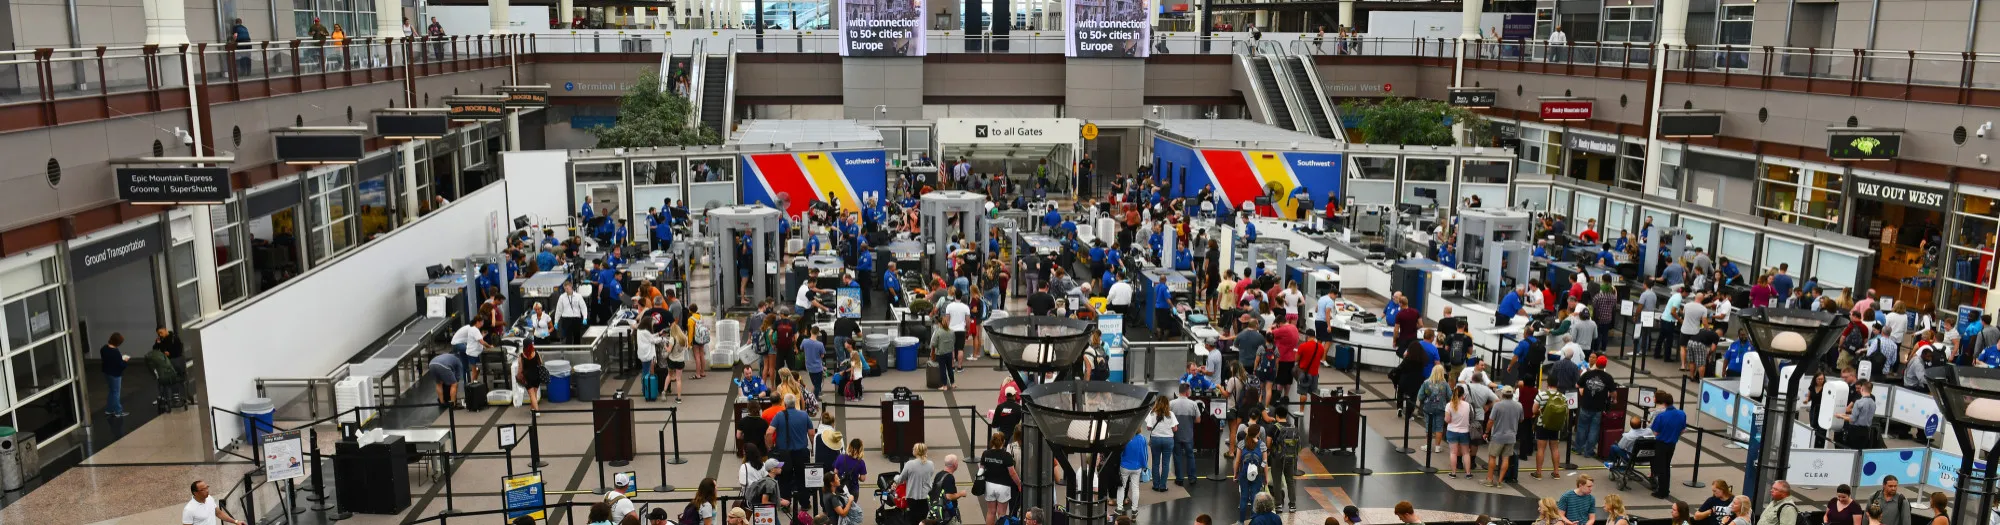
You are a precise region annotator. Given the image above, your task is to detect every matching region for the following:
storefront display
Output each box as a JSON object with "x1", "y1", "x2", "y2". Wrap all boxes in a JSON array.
[
  {"x1": 1943, "y1": 190, "x2": 2000, "y2": 320},
  {"x1": 1848, "y1": 172, "x2": 1949, "y2": 312}
]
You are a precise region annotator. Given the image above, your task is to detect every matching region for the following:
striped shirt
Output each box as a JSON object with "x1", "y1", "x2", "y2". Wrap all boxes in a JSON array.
[{"x1": 1558, "y1": 490, "x2": 1596, "y2": 523}]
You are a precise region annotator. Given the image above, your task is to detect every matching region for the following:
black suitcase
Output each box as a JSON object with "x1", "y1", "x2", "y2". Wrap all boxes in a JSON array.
[
  {"x1": 927, "y1": 365, "x2": 945, "y2": 389},
  {"x1": 465, "y1": 384, "x2": 491, "y2": 411}
]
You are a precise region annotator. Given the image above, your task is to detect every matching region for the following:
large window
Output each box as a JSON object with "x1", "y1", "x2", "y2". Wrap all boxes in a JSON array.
[
  {"x1": 0, "y1": 254, "x2": 80, "y2": 447},
  {"x1": 211, "y1": 201, "x2": 249, "y2": 307},
  {"x1": 293, "y1": 0, "x2": 378, "y2": 37},
  {"x1": 1619, "y1": 141, "x2": 1647, "y2": 192},
  {"x1": 1943, "y1": 193, "x2": 2000, "y2": 318},
  {"x1": 1601, "y1": 6, "x2": 1655, "y2": 64},
  {"x1": 1516, "y1": 127, "x2": 1561, "y2": 177},
  {"x1": 1757, "y1": 163, "x2": 1842, "y2": 232},
  {"x1": 308, "y1": 167, "x2": 357, "y2": 264},
  {"x1": 1347, "y1": 156, "x2": 1396, "y2": 206},
  {"x1": 1711, "y1": 5, "x2": 1754, "y2": 69}
]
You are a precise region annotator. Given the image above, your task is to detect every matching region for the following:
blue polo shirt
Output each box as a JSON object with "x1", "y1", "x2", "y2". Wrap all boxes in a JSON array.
[
  {"x1": 536, "y1": 251, "x2": 558, "y2": 271},
  {"x1": 1497, "y1": 290, "x2": 1522, "y2": 318},
  {"x1": 1153, "y1": 282, "x2": 1172, "y2": 309},
  {"x1": 1651, "y1": 406, "x2": 1688, "y2": 445}
]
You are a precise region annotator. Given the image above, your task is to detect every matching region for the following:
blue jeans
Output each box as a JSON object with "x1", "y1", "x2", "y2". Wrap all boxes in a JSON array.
[
  {"x1": 1576, "y1": 410, "x2": 1602, "y2": 456},
  {"x1": 1174, "y1": 439, "x2": 1195, "y2": 483},
  {"x1": 1150, "y1": 436, "x2": 1173, "y2": 490},
  {"x1": 104, "y1": 374, "x2": 124, "y2": 414},
  {"x1": 1238, "y1": 480, "x2": 1262, "y2": 523},
  {"x1": 809, "y1": 372, "x2": 824, "y2": 399}
]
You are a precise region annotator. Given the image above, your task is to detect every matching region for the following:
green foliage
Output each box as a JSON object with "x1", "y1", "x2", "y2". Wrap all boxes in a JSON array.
[
  {"x1": 1337, "y1": 97, "x2": 1489, "y2": 147},
  {"x1": 590, "y1": 68, "x2": 722, "y2": 148}
]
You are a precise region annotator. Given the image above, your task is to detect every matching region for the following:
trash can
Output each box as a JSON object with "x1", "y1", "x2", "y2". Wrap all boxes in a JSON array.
[
  {"x1": 863, "y1": 334, "x2": 892, "y2": 376},
  {"x1": 0, "y1": 427, "x2": 20, "y2": 491},
  {"x1": 240, "y1": 398, "x2": 276, "y2": 447},
  {"x1": 894, "y1": 336, "x2": 920, "y2": 372},
  {"x1": 1311, "y1": 387, "x2": 1361, "y2": 452},
  {"x1": 574, "y1": 363, "x2": 604, "y2": 401},
  {"x1": 547, "y1": 360, "x2": 574, "y2": 403}
]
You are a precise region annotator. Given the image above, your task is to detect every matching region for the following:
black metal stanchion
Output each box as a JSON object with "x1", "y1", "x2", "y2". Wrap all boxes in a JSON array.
[
  {"x1": 1354, "y1": 414, "x2": 1374, "y2": 476},
  {"x1": 1679, "y1": 374, "x2": 1692, "y2": 410},
  {"x1": 242, "y1": 471, "x2": 260, "y2": 525},
  {"x1": 441, "y1": 405, "x2": 460, "y2": 518},
  {"x1": 1208, "y1": 414, "x2": 1228, "y2": 481},
  {"x1": 667, "y1": 406, "x2": 688, "y2": 465},
  {"x1": 1560, "y1": 418, "x2": 1579, "y2": 470},
  {"x1": 654, "y1": 422, "x2": 677, "y2": 493},
  {"x1": 1395, "y1": 410, "x2": 1416, "y2": 454},
  {"x1": 1682, "y1": 428, "x2": 1708, "y2": 488},
  {"x1": 307, "y1": 427, "x2": 329, "y2": 506},
  {"x1": 1422, "y1": 433, "x2": 1438, "y2": 474},
  {"x1": 530, "y1": 409, "x2": 549, "y2": 468}
]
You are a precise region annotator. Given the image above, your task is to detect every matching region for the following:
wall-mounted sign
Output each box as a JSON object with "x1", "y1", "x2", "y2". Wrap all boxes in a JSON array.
[
  {"x1": 375, "y1": 114, "x2": 449, "y2": 139},
  {"x1": 1659, "y1": 110, "x2": 1722, "y2": 138},
  {"x1": 69, "y1": 221, "x2": 165, "y2": 281},
  {"x1": 275, "y1": 134, "x2": 365, "y2": 164},
  {"x1": 1827, "y1": 128, "x2": 1902, "y2": 161},
  {"x1": 448, "y1": 101, "x2": 507, "y2": 121},
  {"x1": 500, "y1": 90, "x2": 548, "y2": 108},
  {"x1": 1539, "y1": 99, "x2": 1593, "y2": 121},
  {"x1": 116, "y1": 167, "x2": 231, "y2": 204},
  {"x1": 936, "y1": 118, "x2": 1083, "y2": 144},
  {"x1": 1067, "y1": 0, "x2": 1150, "y2": 58},
  {"x1": 1564, "y1": 133, "x2": 1620, "y2": 156},
  {"x1": 1851, "y1": 177, "x2": 1947, "y2": 212},
  {"x1": 1448, "y1": 88, "x2": 1498, "y2": 108}
]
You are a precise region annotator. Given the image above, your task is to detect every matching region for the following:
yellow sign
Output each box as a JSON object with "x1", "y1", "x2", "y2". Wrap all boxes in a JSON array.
[{"x1": 1082, "y1": 123, "x2": 1100, "y2": 141}]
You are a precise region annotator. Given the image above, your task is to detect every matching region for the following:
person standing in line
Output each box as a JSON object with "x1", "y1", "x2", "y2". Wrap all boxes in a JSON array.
[
  {"x1": 184, "y1": 480, "x2": 248, "y2": 525},
  {"x1": 932, "y1": 314, "x2": 957, "y2": 391},
  {"x1": 803, "y1": 327, "x2": 826, "y2": 399},
  {"x1": 1116, "y1": 430, "x2": 1146, "y2": 514},
  {"x1": 1143, "y1": 396, "x2": 1178, "y2": 492},
  {"x1": 1575, "y1": 356, "x2": 1617, "y2": 458},
  {"x1": 1482, "y1": 385, "x2": 1522, "y2": 488},
  {"x1": 1866, "y1": 476, "x2": 1910, "y2": 525},
  {"x1": 100, "y1": 333, "x2": 131, "y2": 417},
  {"x1": 1650, "y1": 393, "x2": 1688, "y2": 499},
  {"x1": 978, "y1": 431, "x2": 1019, "y2": 522},
  {"x1": 1168, "y1": 384, "x2": 1202, "y2": 487}
]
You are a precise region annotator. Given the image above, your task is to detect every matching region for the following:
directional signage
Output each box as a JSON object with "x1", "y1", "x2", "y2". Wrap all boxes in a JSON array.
[
  {"x1": 1660, "y1": 110, "x2": 1723, "y2": 138},
  {"x1": 1082, "y1": 122, "x2": 1100, "y2": 141},
  {"x1": 1448, "y1": 88, "x2": 1498, "y2": 108},
  {"x1": 1539, "y1": 99, "x2": 1594, "y2": 121},
  {"x1": 1827, "y1": 128, "x2": 1902, "y2": 161},
  {"x1": 116, "y1": 167, "x2": 231, "y2": 204},
  {"x1": 374, "y1": 114, "x2": 449, "y2": 139}
]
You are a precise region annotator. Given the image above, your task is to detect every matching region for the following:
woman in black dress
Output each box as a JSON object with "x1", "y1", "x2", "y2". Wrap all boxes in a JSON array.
[{"x1": 516, "y1": 343, "x2": 546, "y2": 410}]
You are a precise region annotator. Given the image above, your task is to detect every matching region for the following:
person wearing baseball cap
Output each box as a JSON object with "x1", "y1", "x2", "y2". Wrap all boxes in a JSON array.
[
  {"x1": 1575, "y1": 354, "x2": 1619, "y2": 459},
  {"x1": 606, "y1": 473, "x2": 639, "y2": 522}
]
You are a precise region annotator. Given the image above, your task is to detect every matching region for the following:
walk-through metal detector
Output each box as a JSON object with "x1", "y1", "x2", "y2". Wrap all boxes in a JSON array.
[
  {"x1": 919, "y1": 190, "x2": 990, "y2": 273},
  {"x1": 709, "y1": 205, "x2": 783, "y2": 312}
]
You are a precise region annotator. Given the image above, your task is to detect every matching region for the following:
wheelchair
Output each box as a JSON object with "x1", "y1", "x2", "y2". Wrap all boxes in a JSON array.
[{"x1": 1604, "y1": 437, "x2": 1659, "y2": 491}]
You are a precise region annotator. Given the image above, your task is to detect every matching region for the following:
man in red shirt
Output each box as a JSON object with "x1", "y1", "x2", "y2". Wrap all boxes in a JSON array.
[
  {"x1": 1393, "y1": 296, "x2": 1422, "y2": 349},
  {"x1": 1579, "y1": 218, "x2": 1600, "y2": 244},
  {"x1": 1270, "y1": 321, "x2": 1301, "y2": 403},
  {"x1": 1323, "y1": 191, "x2": 1340, "y2": 230},
  {"x1": 1294, "y1": 334, "x2": 1327, "y2": 402}
]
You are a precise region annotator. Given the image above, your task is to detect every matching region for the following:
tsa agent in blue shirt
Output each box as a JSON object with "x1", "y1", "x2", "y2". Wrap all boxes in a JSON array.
[
  {"x1": 1090, "y1": 245, "x2": 1106, "y2": 266},
  {"x1": 1436, "y1": 244, "x2": 1457, "y2": 268},
  {"x1": 1150, "y1": 232, "x2": 1163, "y2": 256},
  {"x1": 1383, "y1": 298, "x2": 1401, "y2": 321},
  {"x1": 1979, "y1": 344, "x2": 2000, "y2": 368},
  {"x1": 536, "y1": 250, "x2": 559, "y2": 271},
  {"x1": 1497, "y1": 288, "x2": 1523, "y2": 319},
  {"x1": 1532, "y1": 243, "x2": 1549, "y2": 259},
  {"x1": 1182, "y1": 369, "x2": 1215, "y2": 391},
  {"x1": 653, "y1": 217, "x2": 674, "y2": 251},
  {"x1": 882, "y1": 270, "x2": 904, "y2": 306},
  {"x1": 1107, "y1": 248, "x2": 1123, "y2": 273},
  {"x1": 1596, "y1": 247, "x2": 1617, "y2": 267},
  {"x1": 1153, "y1": 280, "x2": 1173, "y2": 311},
  {"x1": 1101, "y1": 270, "x2": 1117, "y2": 295},
  {"x1": 1175, "y1": 247, "x2": 1193, "y2": 271},
  {"x1": 1245, "y1": 222, "x2": 1259, "y2": 243},
  {"x1": 579, "y1": 199, "x2": 595, "y2": 222},
  {"x1": 1045, "y1": 208, "x2": 1063, "y2": 230}
]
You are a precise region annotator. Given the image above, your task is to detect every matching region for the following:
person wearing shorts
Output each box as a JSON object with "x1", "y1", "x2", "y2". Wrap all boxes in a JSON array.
[{"x1": 428, "y1": 353, "x2": 462, "y2": 406}]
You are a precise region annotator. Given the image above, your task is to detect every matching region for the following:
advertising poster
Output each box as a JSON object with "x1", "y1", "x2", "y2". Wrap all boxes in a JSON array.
[
  {"x1": 837, "y1": 287, "x2": 863, "y2": 318},
  {"x1": 839, "y1": 0, "x2": 926, "y2": 56},
  {"x1": 262, "y1": 430, "x2": 307, "y2": 482},
  {"x1": 1067, "y1": 0, "x2": 1151, "y2": 57},
  {"x1": 1151, "y1": 137, "x2": 1342, "y2": 217},
  {"x1": 1857, "y1": 448, "x2": 1927, "y2": 487},
  {"x1": 741, "y1": 150, "x2": 889, "y2": 217},
  {"x1": 503, "y1": 472, "x2": 548, "y2": 520}
]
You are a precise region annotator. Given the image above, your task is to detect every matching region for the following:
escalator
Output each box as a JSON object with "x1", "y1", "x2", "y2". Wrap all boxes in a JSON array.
[
  {"x1": 1252, "y1": 57, "x2": 1297, "y2": 132},
  {"x1": 1283, "y1": 56, "x2": 1335, "y2": 139},
  {"x1": 697, "y1": 55, "x2": 728, "y2": 135}
]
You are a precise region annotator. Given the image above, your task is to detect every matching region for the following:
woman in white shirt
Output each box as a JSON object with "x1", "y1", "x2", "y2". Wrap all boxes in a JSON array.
[
  {"x1": 1143, "y1": 397, "x2": 1178, "y2": 492},
  {"x1": 737, "y1": 449, "x2": 766, "y2": 488},
  {"x1": 523, "y1": 302, "x2": 555, "y2": 343},
  {"x1": 634, "y1": 316, "x2": 661, "y2": 390}
]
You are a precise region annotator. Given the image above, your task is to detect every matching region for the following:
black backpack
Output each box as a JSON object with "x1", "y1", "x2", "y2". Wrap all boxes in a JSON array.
[{"x1": 679, "y1": 500, "x2": 703, "y2": 525}]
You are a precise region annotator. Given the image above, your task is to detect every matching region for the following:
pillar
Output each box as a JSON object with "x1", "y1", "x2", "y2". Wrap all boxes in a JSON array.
[
  {"x1": 142, "y1": 0, "x2": 191, "y2": 46},
  {"x1": 402, "y1": 141, "x2": 421, "y2": 223},
  {"x1": 377, "y1": 0, "x2": 407, "y2": 37},
  {"x1": 491, "y1": 0, "x2": 512, "y2": 33},
  {"x1": 560, "y1": 0, "x2": 575, "y2": 26},
  {"x1": 1459, "y1": 0, "x2": 1481, "y2": 40},
  {"x1": 1658, "y1": 0, "x2": 1689, "y2": 47},
  {"x1": 1338, "y1": 0, "x2": 1352, "y2": 31}
]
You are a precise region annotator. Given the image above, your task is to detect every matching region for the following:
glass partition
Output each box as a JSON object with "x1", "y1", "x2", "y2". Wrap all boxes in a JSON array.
[
  {"x1": 632, "y1": 158, "x2": 686, "y2": 239},
  {"x1": 1606, "y1": 199, "x2": 1634, "y2": 239},
  {"x1": 1459, "y1": 158, "x2": 1511, "y2": 210},
  {"x1": 1763, "y1": 236, "x2": 1806, "y2": 276},
  {"x1": 1943, "y1": 192, "x2": 2000, "y2": 320},
  {"x1": 572, "y1": 160, "x2": 628, "y2": 238},
  {"x1": 1348, "y1": 156, "x2": 1397, "y2": 207},
  {"x1": 1515, "y1": 184, "x2": 1551, "y2": 211},
  {"x1": 1551, "y1": 187, "x2": 1573, "y2": 218},
  {"x1": 1719, "y1": 225, "x2": 1758, "y2": 271},
  {"x1": 1681, "y1": 217, "x2": 1715, "y2": 254},
  {"x1": 1574, "y1": 194, "x2": 1603, "y2": 235},
  {"x1": 1402, "y1": 157, "x2": 1453, "y2": 209},
  {"x1": 686, "y1": 156, "x2": 739, "y2": 212},
  {"x1": 1812, "y1": 248, "x2": 1861, "y2": 294}
]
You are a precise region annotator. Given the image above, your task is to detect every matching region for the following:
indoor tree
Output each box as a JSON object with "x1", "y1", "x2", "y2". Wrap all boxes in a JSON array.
[
  {"x1": 590, "y1": 68, "x2": 723, "y2": 148},
  {"x1": 1337, "y1": 96, "x2": 1489, "y2": 146}
]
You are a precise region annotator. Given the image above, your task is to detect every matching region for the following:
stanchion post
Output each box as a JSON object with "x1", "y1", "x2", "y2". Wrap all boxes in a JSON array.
[
  {"x1": 654, "y1": 421, "x2": 676, "y2": 493},
  {"x1": 1561, "y1": 417, "x2": 1579, "y2": 470},
  {"x1": 668, "y1": 406, "x2": 688, "y2": 464},
  {"x1": 1395, "y1": 410, "x2": 1416, "y2": 454},
  {"x1": 1354, "y1": 414, "x2": 1373, "y2": 476},
  {"x1": 1422, "y1": 433, "x2": 1437, "y2": 474},
  {"x1": 530, "y1": 409, "x2": 549, "y2": 468},
  {"x1": 1679, "y1": 374, "x2": 1691, "y2": 410},
  {"x1": 1208, "y1": 413, "x2": 1228, "y2": 481},
  {"x1": 1681, "y1": 428, "x2": 1707, "y2": 488},
  {"x1": 442, "y1": 405, "x2": 460, "y2": 515},
  {"x1": 307, "y1": 428, "x2": 329, "y2": 505}
]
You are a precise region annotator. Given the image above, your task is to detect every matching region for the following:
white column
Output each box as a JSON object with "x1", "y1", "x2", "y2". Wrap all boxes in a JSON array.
[
  {"x1": 1147, "y1": 0, "x2": 1156, "y2": 31},
  {"x1": 1659, "y1": 0, "x2": 1689, "y2": 47},
  {"x1": 507, "y1": 111, "x2": 522, "y2": 152},
  {"x1": 142, "y1": 0, "x2": 191, "y2": 46},
  {"x1": 560, "y1": 0, "x2": 575, "y2": 26},
  {"x1": 402, "y1": 141, "x2": 421, "y2": 223},
  {"x1": 491, "y1": 0, "x2": 512, "y2": 33},
  {"x1": 1459, "y1": 0, "x2": 1481, "y2": 40},
  {"x1": 1338, "y1": 0, "x2": 1353, "y2": 31},
  {"x1": 377, "y1": 0, "x2": 407, "y2": 37}
]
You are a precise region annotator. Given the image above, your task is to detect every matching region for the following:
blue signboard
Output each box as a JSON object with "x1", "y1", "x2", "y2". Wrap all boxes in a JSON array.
[{"x1": 503, "y1": 472, "x2": 547, "y2": 520}]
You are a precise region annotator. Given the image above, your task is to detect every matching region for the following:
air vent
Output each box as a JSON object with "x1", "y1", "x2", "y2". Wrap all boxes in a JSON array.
[
  {"x1": 46, "y1": 158, "x2": 60, "y2": 187},
  {"x1": 153, "y1": 139, "x2": 166, "y2": 157},
  {"x1": 1846, "y1": 116, "x2": 1859, "y2": 127},
  {"x1": 1955, "y1": 126, "x2": 1969, "y2": 145},
  {"x1": 1758, "y1": 108, "x2": 1769, "y2": 123},
  {"x1": 233, "y1": 126, "x2": 243, "y2": 146}
]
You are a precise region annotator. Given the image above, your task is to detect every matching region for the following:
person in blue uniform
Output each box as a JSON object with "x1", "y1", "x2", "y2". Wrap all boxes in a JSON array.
[
  {"x1": 1107, "y1": 247, "x2": 1123, "y2": 276},
  {"x1": 1532, "y1": 241, "x2": 1549, "y2": 259},
  {"x1": 882, "y1": 263, "x2": 904, "y2": 307},
  {"x1": 1149, "y1": 231, "x2": 1164, "y2": 258},
  {"x1": 806, "y1": 232, "x2": 821, "y2": 254},
  {"x1": 778, "y1": 216, "x2": 791, "y2": 240},
  {"x1": 1244, "y1": 221, "x2": 1259, "y2": 243},
  {"x1": 1436, "y1": 243, "x2": 1457, "y2": 268},
  {"x1": 542, "y1": 228, "x2": 560, "y2": 248},
  {"x1": 653, "y1": 214, "x2": 674, "y2": 253},
  {"x1": 1101, "y1": 269, "x2": 1117, "y2": 297},
  {"x1": 578, "y1": 198, "x2": 595, "y2": 223},
  {"x1": 1175, "y1": 246, "x2": 1193, "y2": 271},
  {"x1": 1719, "y1": 257, "x2": 1743, "y2": 286},
  {"x1": 536, "y1": 249, "x2": 559, "y2": 272},
  {"x1": 857, "y1": 244, "x2": 875, "y2": 289},
  {"x1": 475, "y1": 264, "x2": 501, "y2": 297},
  {"x1": 1090, "y1": 244, "x2": 1106, "y2": 267},
  {"x1": 1044, "y1": 208, "x2": 1063, "y2": 231},
  {"x1": 1382, "y1": 293, "x2": 1400, "y2": 320},
  {"x1": 1153, "y1": 278, "x2": 1178, "y2": 337},
  {"x1": 612, "y1": 220, "x2": 628, "y2": 247},
  {"x1": 1595, "y1": 245, "x2": 1617, "y2": 267},
  {"x1": 1495, "y1": 285, "x2": 1523, "y2": 326}
]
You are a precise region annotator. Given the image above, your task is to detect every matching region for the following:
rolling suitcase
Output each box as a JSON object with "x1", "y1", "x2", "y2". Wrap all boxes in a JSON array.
[
  {"x1": 465, "y1": 384, "x2": 491, "y2": 411},
  {"x1": 643, "y1": 372, "x2": 662, "y2": 401},
  {"x1": 1333, "y1": 344, "x2": 1355, "y2": 371},
  {"x1": 926, "y1": 364, "x2": 946, "y2": 389}
]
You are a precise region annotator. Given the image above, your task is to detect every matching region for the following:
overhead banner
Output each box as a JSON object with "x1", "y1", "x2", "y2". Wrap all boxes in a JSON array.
[
  {"x1": 116, "y1": 167, "x2": 231, "y2": 204},
  {"x1": 1448, "y1": 88, "x2": 1497, "y2": 108},
  {"x1": 1851, "y1": 177, "x2": 1947, "y2": 211},
  {"x1": 741, "y1": 150, "x2": 889, "y2": 217},
  {"x1": 274, "y1": 134, "x2": 365, "y2": 164},
  {"x1": 1152, "y1": 137, "x2": 1342, "y2": 218},
  {"x1": 375, "y1": 114, "x2": 450, "y2": 139},
  {"x1": 838, "y1": 0, "x2": 926, "y2": 56},
  {"x1": 1067, "y1": 0, "x2": 1151, "y2": 58},
  {"x1": 1827, "y1": 129, "x2": 1902, "y2": 160},
  {"x1": 936, "y1": 118, "x2": 1083, "y2": 145}
]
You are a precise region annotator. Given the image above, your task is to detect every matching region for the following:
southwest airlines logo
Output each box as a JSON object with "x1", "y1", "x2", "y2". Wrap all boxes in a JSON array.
[
  {"x1": 843, "y1": 157, "x2": 880, "y2": 166},
  {"x1": 1294, "y1": 159, "x2": 1335, "y2": 168}
]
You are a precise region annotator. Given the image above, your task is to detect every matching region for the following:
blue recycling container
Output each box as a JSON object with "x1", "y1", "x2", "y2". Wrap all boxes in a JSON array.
[
  {"x1": 547, "y1": 360, "x2": 574, "y2": 403},
  {"x1": 895, "y1": 336, "x2": 920, "y2": 372},
  {"x1": 240, "y1": 398, "x2": 275, "y2": 446}
]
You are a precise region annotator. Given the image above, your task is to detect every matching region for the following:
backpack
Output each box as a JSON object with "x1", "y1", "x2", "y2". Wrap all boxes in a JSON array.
[
  {"x1": 1272, "y1": 420, "x2": 1301, "y2": 459},
  {"x1": 1539, "y1": 391, "x2": 1570, "y2": 431},
  {"x1": 694, "y1": 323, "x2": 712, "y2": 346},
  {"x1": 679, "y1": 500, "x2": 703, "y2": 525},
  {"x1": 926, "y1": 472, "x2": 959, "y2": 523},
  {"x1": 1420, "y1": 382, "x2": 1447, "y2": 415}
]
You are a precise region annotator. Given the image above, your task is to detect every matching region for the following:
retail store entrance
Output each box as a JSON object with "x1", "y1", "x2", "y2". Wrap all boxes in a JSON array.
[{"x1": 1848, "y1": 174, "x2": 1950, "y2": 311}]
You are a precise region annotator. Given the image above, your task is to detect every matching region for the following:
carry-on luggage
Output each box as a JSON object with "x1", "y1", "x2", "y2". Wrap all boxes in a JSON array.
[
  {"x1": 927, "y1": 364, "x2": 946, "y2": 389},
  {"x1": 1333, "y1": 344, "x2": 1356, "y2": 371},
  {"x1": 643, "y1": 372, "x2": 662, "y2": 401},
  {"x1": 465, "y1": 384, "x2": 491, "y2": 411}
]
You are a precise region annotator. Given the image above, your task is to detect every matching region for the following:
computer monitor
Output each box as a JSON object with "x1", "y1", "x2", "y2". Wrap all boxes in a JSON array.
[{"x1": 425, "y1": 264, "x2": 451, "y2": 279}]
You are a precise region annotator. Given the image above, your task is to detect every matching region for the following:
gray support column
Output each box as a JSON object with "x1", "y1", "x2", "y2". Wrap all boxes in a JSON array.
[
  {"x1": 843, "y1": 57, "x2": 925, "y2": 120},
  {"x1": 377, "y1": 0, "x2": 407, "y2": 37},
  {"x1": 143, "y1": 0, "x2": 191, "y2": 45},
  {"x1": 1065, "y1": 58, "x2": 1146, "y2": 119}
]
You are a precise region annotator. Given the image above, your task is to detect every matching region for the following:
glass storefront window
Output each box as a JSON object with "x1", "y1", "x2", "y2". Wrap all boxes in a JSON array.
[
  {"x1": 1516, "y1": 185, "x2": 1551, "y2": 211},
  {"x1": 1764, "y1": 237, "x2": 1806, "y2": 276},
  {"x1": 1575, "y1": 194, "x2": 1603, "y2": 234},
  {"x1": 1944, "y1": 194, "x2": 2000, "y2": 316},
  {"x1": 1682, "y1": 217, "x2": 1715, "y2": 253},
  {"x1": 1720, "y1": 226, "x2": 1757, "y2": 269},
  {"x1": 212, "y1": 199, "x2": 248, "y2": 307},
  {"x1": 1402, "y1": 158, "x2": 1451, "y2": 206},
  {"x1": 309, "y1": 167, "x2": 357, "y2": 264},
  {"x1": 3, "y1": 287, "x2": 62, "y2": 349},
  {"x1": 1758, "y1": 164, "x2": 1841, "y2": 231},
  {"x1": 0, "y1": 250, "x2": 78, "y2": 445},
  {"x1": 1348, "y1": 156, "x2": 1396, "y2": 206}
]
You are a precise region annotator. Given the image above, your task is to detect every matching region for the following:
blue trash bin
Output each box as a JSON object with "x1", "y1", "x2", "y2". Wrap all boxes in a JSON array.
[
  {"x1": 894, "y1": 336, "x2": 920, "y2": 372},
  {"x1": 240, "y1": 398, "x2": 275, "y2": 446},
  {"x1": 547, "y1": 360, "x2": 573, "y2": 403}
]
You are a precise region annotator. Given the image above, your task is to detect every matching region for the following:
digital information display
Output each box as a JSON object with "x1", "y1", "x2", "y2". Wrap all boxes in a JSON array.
[
  {"x1": 839, "y1": 0, "x2": 926, "y2": 56},
  {"x1": 1067, "y1": 0, "x2": 1150, "y2": 57}
]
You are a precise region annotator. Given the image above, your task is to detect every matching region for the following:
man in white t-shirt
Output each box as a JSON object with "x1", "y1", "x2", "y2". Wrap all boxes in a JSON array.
[
  {"x1": 184, "y1": 480, "x2": 246, "y2": 525},
  {"x1": 449, "y1": 318, "x2": 490, "y2": 382},
  {"x1": 944, "y1": 289, "x2": 973, "y2": 361},
  {"x1": 1315, "y1": 289, "x2": 1339, "y2": 342},
  {"x1": 1107, "y1": 278, "x2": 1135, "y2": 314},
  {"x1": 607, "y1": 473, "x2": 640, "y2": 521}
]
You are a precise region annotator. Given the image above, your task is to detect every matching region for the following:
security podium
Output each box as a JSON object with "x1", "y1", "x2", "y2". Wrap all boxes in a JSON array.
[{"x1": 881, "y1": 387, "x2": 925, "y2": 463}]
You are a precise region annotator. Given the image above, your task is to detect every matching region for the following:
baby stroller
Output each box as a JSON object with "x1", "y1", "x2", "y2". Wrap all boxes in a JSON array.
[
  {"x1": 874, "y1": 472, "x2": 907, "y2": 525},
  {"x1": 1603, "y1": 437, "x2": 1659, "y2": 491}
]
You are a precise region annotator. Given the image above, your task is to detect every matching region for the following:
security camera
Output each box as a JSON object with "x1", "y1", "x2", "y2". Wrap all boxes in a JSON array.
[
  {"x1": 1979, "y1": 122, "x2": 1992, "y2": 138},
  {"x1": 173, "y1": 127, "x2": 193, "y2": 146}
]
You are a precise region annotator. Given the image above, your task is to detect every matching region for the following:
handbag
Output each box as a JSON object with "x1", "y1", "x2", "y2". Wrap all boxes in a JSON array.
[{"x1": 971, "y1": 465, "x2": 987, "y2": 496}]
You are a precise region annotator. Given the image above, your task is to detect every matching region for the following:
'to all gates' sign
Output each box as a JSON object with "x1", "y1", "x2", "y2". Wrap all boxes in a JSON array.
[{"x1": 1539, "y1": 99, "x2": 1594, "y2": 121}]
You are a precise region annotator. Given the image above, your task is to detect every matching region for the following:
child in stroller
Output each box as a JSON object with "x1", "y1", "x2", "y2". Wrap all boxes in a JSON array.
[{"x1": 874, "y1": 472, "x2": 907, "y2": 524}]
